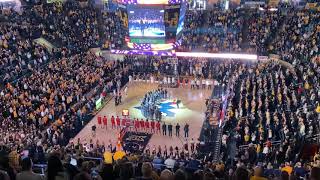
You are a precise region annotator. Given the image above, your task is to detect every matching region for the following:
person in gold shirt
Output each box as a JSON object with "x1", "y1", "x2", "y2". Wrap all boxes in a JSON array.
[
  {"x1": 316, "y1": 102, "x2": 320, "y2": 113},
  {"x1": 250, "y1": 166, "x2": 267, "y2": 180}
]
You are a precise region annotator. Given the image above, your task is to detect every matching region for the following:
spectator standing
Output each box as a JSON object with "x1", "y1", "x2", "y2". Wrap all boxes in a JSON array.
[
  {"x1": 46, "y1": 155, "x2": 68, "y2": 180},
  {"x1": 250, "y1": 166, "x2": 267, "y2": 180},
  {"x1": 164, "y1": 156, "x2": 176, "y2": 169},
  {"x1": 136, "y1": 162, "x2": 154, "y2": 180},
  {"x1": 160, "y1": 169, "x2": 173, "y2": 180},
  {"x1": 16, "y1": 157, "x2": 44, "y2": 180}
]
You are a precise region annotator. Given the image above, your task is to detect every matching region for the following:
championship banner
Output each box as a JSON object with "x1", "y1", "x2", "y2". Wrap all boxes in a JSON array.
[
  {"x1": 122, "y1": 132, "x2": 152, "y2": 153},
  {"x1": 118, "y1": 5, "x2": 128, "y2": 28},
  {"x1": 164, "y1": 5, "x2": 180, "y2": 28},
  {"x1": 268, "y1": 0, "x2": 279, "y2": 7},
  {"x1": 230, "y1": 0, "x2": 241, "y2": 8},
  {"x1": 306, "y1": 3, "x2": 318, "y2": 10},
  {"x1": 47, "y1": 0, "x2": 64, "y2": 3},
  {"x1": 164, "y1": 4, "x2": 180, "y2": 43}
]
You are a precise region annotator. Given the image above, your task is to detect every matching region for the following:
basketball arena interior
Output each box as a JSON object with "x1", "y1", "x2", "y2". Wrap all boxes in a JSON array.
[{"x1": 0, "y1": 0, "x2": 319, "y2": 180}]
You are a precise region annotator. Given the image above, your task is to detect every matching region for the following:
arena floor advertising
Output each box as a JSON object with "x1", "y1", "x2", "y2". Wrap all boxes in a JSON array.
[{"x1": 70, "y1": 82, "x2": 211, "y2": 151}]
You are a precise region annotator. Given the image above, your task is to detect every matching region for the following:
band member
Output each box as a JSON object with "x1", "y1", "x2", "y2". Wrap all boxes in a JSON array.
[
  {"x1": 103, "y1": 116, "x2": 108, "y2": 129},
  {"x1": 158, "y1": 145, "x2": 162, "y2": 156},
  {"x1": 111, "y1": 115, "x2": 115, "y2": 129},
  {"x1": 140, "y1": 119, "x2": 145, "y2": 131},
  {"x1": 91, "y1": 125, "x2": 96, "y2": 137},
  {"x1": 116, "y1": 116, "x2": 121, "y2": 129},
  {"x1": 156, "y1": 121, "x2": 161, "y2": 134},
  {"x1": 190, "y1": 138, "x2": 195, "y2": 153},
  {"x1": 97, "y1": 116, "x2": 102, "y2": 128},
  {"x1": 164, "y1": 145, "x2": 168, "y2": 157},
  {"x1": 184, "y1": 139, "x2": 189, "y2": 151},
  {"x1": 151, "y1": 120, "x2": 155, "y2": 133},
  {"x1": 169, "y1": 146, "x2": 174, "y2": 156}
]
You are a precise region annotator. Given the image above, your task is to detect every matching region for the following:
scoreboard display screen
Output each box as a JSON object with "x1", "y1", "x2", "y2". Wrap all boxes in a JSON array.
[{"x1": 128, "y1": 5, "x2": 166, "y2": 44}]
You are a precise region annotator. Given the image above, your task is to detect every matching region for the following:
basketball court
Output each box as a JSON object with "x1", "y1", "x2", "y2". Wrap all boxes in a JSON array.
[{"x1": 70, "y1": 82, "x2": 211, "y2": 151}]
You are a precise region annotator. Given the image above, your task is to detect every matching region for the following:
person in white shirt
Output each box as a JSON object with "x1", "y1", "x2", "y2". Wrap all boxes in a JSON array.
[
  {"x1": 214, "y1": 80, "x2": 219, "y2": 86},
  {"x1": 206, "y1": 79, "x2": 210, "y2": 89},
  {"x1": 163, "y1": 76, "x2": 167, "y2": 85},
  {"x1": 129, "y1": 75, "x2": 133, "y2": 83},
  {"x1": 268, "y1": 129, "x2": 272, "y2": 139},
  {"x1": 262, "y1": 145, "x2": 269, "y2": 155},
  {"x1": 191, "y1": 79, "x2": 195, "y2": 89},
  {"x1": 202, "y1": 79, "x2": 206, "y2": 89},
  {"x1": 299, "y1": 121, "x2": 305, "y2": 137},
  {"x1": 196, "y1": 79, "x2": 200, "y2": 89},
  {"x1": 164, "y1": 156, "x2": 176, "y2": 169}
]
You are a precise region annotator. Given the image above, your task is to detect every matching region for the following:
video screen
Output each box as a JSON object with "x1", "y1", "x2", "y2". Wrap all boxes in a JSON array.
[{"x1": 128, "y1": 5, "x2": 165, "y2": 38}]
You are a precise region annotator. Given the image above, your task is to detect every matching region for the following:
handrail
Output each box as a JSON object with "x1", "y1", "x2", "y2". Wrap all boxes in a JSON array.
[{"x1": 238, "y1": 134, "x2": 320, "y2": 152}]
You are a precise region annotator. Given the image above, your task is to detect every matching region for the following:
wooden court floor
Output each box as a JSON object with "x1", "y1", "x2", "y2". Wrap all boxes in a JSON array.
[{"x1": 70, "y1": 82, "x2": 211, "y2": 150}]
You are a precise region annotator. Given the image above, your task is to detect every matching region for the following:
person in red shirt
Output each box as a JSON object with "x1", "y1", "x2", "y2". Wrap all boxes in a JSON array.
[
  {"x1": 140, "y1": 119, "x2": 145, "y2": 131},
  {"x1": 103, "y1": 116, "x2": 108, "y2": 129},
  {"x1": 156, "y1": 121, "x2": 161, "y2": 134},
  {"x1": 134, "y1": 118, "x2": 140, "y2": 132},
  {"x1": 116, "y1": 116, "x2": 121, "y2": 129},
  {"x1": 122, "y1": 117, "x2": 126, "y2": 127},
  {"x1": 150, "y1": 120, "x2": 155, "y2": 133},
  {"x1": 111, "y1": 115, "x2": 115, "y2": 129},
  {"x1": 97, "y1": 116, "x2": 102, "y2": 128},
  {"x1": 145, "y1": 119, "x2": 150, "y2": 133}
]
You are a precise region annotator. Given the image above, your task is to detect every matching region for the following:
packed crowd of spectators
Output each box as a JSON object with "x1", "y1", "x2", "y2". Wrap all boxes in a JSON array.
[
  {"x1": 1, "y1": 139, "x2": 320, "y2": 180},
  {"x1": 0, "y1": 23, "x2": 50, "y2": 84},
  {"x1": 179, "y1": 9, "x2": 243, "y2": 52},
  {"x1": 219, "y1": 8, "x2": 319, "y2": 179},
  {"x1": 32, "y1": 1, "x2": 100, "y2": 54},
  {"x1": 0, "y1": 51, "x2": 131, "y2": 158},
  {"x1": 247, "y1": 10, "x2": 285, "y2": 54},
  {"x1": 0, "y1": 2, "x2": 320, "y2": 180},
  {"x1": 101, "y1": 12, "x2": 127, "y2": 50}
]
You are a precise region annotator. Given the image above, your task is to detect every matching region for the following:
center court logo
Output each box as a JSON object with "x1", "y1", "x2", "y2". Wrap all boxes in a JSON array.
[{"x1": 134, "y1": 99, "x2": 181, "y2": 117}]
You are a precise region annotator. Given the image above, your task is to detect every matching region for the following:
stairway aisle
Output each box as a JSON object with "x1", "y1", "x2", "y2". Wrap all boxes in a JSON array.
[{"x1": 240, "y1": 9, "x2": 251, "y2": 51}]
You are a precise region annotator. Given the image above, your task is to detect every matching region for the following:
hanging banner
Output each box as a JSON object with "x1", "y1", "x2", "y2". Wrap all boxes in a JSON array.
[
  {"x1": 268, "y1": 0, "x2": 280, "y2": 7},
  {"x1": 306, "y1": 3, "x2": 318, "y2": 10}
]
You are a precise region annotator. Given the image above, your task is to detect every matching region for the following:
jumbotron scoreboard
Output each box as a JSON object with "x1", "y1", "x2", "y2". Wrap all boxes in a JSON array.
[{"x1": 116, "y1": 0, "x2": 187, "y2": 50}]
